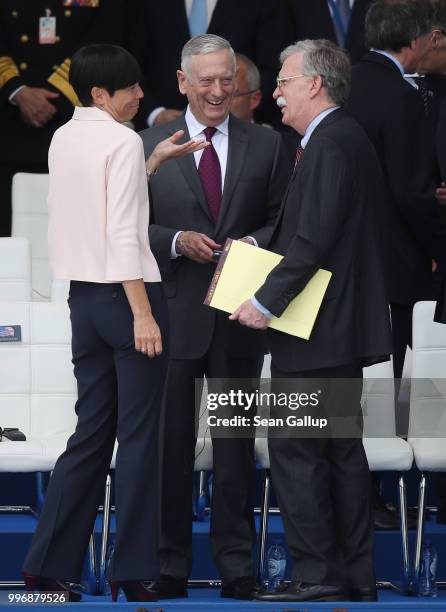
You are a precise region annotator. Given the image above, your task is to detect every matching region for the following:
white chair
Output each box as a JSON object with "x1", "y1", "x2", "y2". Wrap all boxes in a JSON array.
[
  {"x1": 408, "y1": 301, "x2": 446, "y2": 592},
  {"x1": 362, "y1": 359, "x2": 413, "y2": 593},
  {"x1": 0, "y1": 301, "x2": 78, "y2": 585},
  {"x1": 50, "y1": 279, "x2": 70, "y2": 302},
  {"x1": 255, "y1": 359, "x2": 414, "y2": 593},
  {"x1": 0, "y1": 301, "x2": 77, "y2": 473},
  {"x1": 11, "y1": 173, "x2": 50, "y2": 300},
  {"x1": 0, "y1": 301, "x2": 113, "y2": 593},
  {"x1": 0, "y1": 238, "x2": 31, "y2": 301},
  {"x1": 194, "y1": 435, "x2": 213, "y2": 525},
  {"x1": 193, "y1": 379, "x2": 214, "y2": 525}
]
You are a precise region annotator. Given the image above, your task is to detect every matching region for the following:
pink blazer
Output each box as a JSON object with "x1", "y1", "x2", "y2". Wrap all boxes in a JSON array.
[{"x1": 47, "y1": 106, "x2": 161, "y2": 283}]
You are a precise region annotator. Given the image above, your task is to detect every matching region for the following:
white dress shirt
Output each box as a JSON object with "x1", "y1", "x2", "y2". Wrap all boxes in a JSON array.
[
  {"x1": 170, "y1": 106, "x2": 229, "y2": 258},
  {"x1": 48, "y1": 106, "x2": 161, "y2": 283},
  {"x1": 170, "y1": 107, "x2": 257, "y2": 257},
  {"x1": 185, "y1": 105, "x2": 228, "y2": 183}
]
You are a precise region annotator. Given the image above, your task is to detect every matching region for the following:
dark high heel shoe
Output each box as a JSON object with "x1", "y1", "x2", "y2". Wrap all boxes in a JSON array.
[
  {"x1": 109, "y1": 580, "x2": 158, "y2": 602},
  {"x1": 22, "y1": 573, "x2": 82, "y2": 602}
]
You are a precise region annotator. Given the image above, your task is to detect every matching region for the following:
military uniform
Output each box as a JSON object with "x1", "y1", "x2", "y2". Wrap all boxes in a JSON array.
[{"x1": 0, "y1": 0, "x2": 128, "y2": 236}]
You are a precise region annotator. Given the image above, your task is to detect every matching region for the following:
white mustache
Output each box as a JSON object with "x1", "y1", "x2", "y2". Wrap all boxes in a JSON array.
[{"x1": 276, "y1": 96, "x2": 287, "y2": 108}]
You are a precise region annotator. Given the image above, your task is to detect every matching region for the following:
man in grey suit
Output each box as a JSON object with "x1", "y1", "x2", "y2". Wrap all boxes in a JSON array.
[{"x1": 139, "y1": 34, "x2": 289, "y2": 600}]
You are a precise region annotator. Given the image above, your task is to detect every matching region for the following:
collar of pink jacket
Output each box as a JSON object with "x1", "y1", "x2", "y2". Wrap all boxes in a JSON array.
[{"x1": 72, "y1": 106, "x2": 114, "y2": 121}]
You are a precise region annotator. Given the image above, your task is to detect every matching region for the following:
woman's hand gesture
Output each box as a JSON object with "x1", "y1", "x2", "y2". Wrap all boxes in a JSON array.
[{"x1": 146, "y1": 130, "x2": 209, "y2": 173}]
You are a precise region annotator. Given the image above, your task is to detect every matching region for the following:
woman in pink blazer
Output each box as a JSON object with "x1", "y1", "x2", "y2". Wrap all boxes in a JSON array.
[{"x1": 22, "y1": 44, "x2": 206, "y2": 603}]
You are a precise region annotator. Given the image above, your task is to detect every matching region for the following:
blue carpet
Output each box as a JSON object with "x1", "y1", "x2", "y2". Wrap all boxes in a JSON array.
[
  {"x1": 1, "y1": 588, "x2": 446, "y2": 611},
  {"x1": 1, "y1": 513, "x2": 446, "y2": 610}
]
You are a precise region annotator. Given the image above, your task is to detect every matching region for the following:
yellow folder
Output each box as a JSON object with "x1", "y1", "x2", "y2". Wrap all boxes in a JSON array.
[{"x1": 205, "y1": 239, "x2": 332, "y2": 340}]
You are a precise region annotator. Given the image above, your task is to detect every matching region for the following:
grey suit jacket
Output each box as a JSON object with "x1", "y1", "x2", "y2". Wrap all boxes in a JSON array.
[{"x1": 140, "y1": 113, "x2": 290, "y2": 359}]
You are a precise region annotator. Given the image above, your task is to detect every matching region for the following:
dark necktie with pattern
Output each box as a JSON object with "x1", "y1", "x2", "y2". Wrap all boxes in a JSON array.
[
  {"x1": 198, "y1": 126, "x2": 222, "y2": 222},
  {"x1": 415, "y1": 77, "x2": 431, "y2": 116},
  {"x1": 294, "y1": 145, "x2": 304, "y2": 169}
]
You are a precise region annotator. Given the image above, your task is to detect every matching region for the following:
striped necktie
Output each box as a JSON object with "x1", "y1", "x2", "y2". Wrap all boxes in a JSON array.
[
  {"x1": 294, "y1": 145, "x2": 304, "y2": 169},
  {"x1": 189, "y1": 0, "x2": 208, "y2": 37}
]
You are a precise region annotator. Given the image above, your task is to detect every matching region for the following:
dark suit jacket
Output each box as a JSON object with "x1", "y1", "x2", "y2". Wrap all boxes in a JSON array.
[
  {"x1": 0, "y1": 0, "x2": 128, "y2": 165},
  {"x1": 416, "y1": 73, "x2": 446, "y2": 187},
  {"x1": 129, "y1": 0, "x2": 289, "y2": 127},
  {"x1": 140, "y1": 113, "x2": 290, "y2": 360},
  {"x1": 255, "y1": 109, "x2": 392, "y2": 372},
  {"x1": 285, "y1": 0, "x2": 372, "y2": 64},
  {"x1": 435, "y1": 85, "x2": 446, "y2": 183},
  {"x1": 349, "y1": 51, "x2": 446, "y2": 305},
  {"x1": 436, "y1": 96, "x2": 446, "y2": 322}
]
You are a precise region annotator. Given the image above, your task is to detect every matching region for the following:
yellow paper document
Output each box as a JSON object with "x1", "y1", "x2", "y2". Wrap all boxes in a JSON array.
[{"x1": 205, "y1": 239, "x2": 332, "y2": 340}]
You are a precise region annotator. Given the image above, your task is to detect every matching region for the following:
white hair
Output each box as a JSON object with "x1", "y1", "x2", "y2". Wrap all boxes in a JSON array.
[
  {"x1": 181, "y1": 34, "x2": 236, "y2": 75},
  {"x1": 280, "y1": 39, "x2": 351, "y2": 107}
]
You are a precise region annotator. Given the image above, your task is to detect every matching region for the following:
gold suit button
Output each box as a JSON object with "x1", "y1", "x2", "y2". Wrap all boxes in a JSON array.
[
  {"x1": 55, "y1": 35, "x2": 61, "y2": 43},
  {"x1": 64, "y1": 9, "x2": 71, "y2": 17},
  {"x1": 19, "y1": 62, "x2": 27, "y2": 71},
  {"x1": 20, "y1": 34, "x2": 29, "y2": 43},
  {"x1": 11, "y1": 10, "x2": 18, "y2": 17}
]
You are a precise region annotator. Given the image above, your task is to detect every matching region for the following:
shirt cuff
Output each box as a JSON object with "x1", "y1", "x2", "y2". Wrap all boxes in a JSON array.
[
  {"x1": 148, "y1": 106, "x2": 165, "y2": 128},
  {"x1": 9, "y1": 84, "x2": 26, "y2": 104},
  {"x1": 251, "y1": 296, "x2": 273, "y2": 319},
  {"x1": 171, "y1": 231, "x2": 183, "y2": 259},
  {"x1": 246, "y1": 236, "x2": 258, "y2": 247}
]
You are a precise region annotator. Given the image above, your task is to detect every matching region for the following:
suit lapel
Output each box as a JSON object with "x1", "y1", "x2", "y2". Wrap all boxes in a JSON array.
[
  {"x1": 178, "y1": 0, "x2": 191, "y2": 39},
  {"x1": 270, "y1": 110, "x2": 342, "y2": 244},
  {"x1": 163, "y1": 0, "x2": 190, "y2": 39},
  {"x1": 270, "y1": 168, "x2": 298, "y2": 244},
  {"x1": 318, "y1": 0, "x2": 337, "y2": 40},
  {"x1": 215, "y1": 115, "x2": 248, "y2": 233},
  {"x1": 168, "y1": 117, "x2": 213, "y2": 221},
  {"x1": 207, "y1": 0, "x2": 226, "y2": 32}
]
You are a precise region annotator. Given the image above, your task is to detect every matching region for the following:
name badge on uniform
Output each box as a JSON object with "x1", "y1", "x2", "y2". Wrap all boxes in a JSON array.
[
  {"x1": 62, "y1": 0, "x2": 100, "y2": 6},
  {"x1": 39, "y1": 10, "x2": 57, "y2": 44}
]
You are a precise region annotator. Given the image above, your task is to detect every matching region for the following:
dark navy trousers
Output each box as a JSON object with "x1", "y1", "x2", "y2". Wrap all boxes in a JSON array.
[{"x1": 23, "y1": 281, "x2": 169, "y2": 582}]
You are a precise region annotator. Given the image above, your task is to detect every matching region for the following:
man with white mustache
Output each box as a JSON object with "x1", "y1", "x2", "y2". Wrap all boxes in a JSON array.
[
  {"x1": 231, "y1": 39, "x2": 392, "y2": 603},
  {"x1": 139, "y1": 34, "x2": 289, "y2": 601}
]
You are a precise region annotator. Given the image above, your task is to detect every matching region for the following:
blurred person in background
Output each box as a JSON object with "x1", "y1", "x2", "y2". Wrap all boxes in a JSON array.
[
  {"x1": 284, "y1": 0, "x2": 373, "y2": 64},
  {"x1": 0, "y1": 0, "x2": 130, "y2": 237},
  {"x1": 349, "y1": 0, "x2": 446, "y2": 530},
  {"x1": 229, "y1": 53, "x2": 262, "y2": 123},
  {"x1": 127, "y1": 0, "x2": 289, "y2": 128},
  {"x1": 413, "y1": 0, "x2": 446, "y2": 211}
]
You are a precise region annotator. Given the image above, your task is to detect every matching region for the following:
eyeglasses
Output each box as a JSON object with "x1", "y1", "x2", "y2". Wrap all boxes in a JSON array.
[
  {"x1": 276, "y1": 74, "x2": 307, "y2": 89},
  {"x1": 233, "y1": 89, "x2": 257, "y2": 98}
]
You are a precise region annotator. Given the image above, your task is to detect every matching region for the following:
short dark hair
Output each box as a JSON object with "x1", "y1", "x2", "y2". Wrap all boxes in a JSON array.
[
  {"x1": 365, "y1": 0, "x2": 433, "y2": 51},
  {"x1": 69, "y1": 44, "x2": 141, "y2": 106}
]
